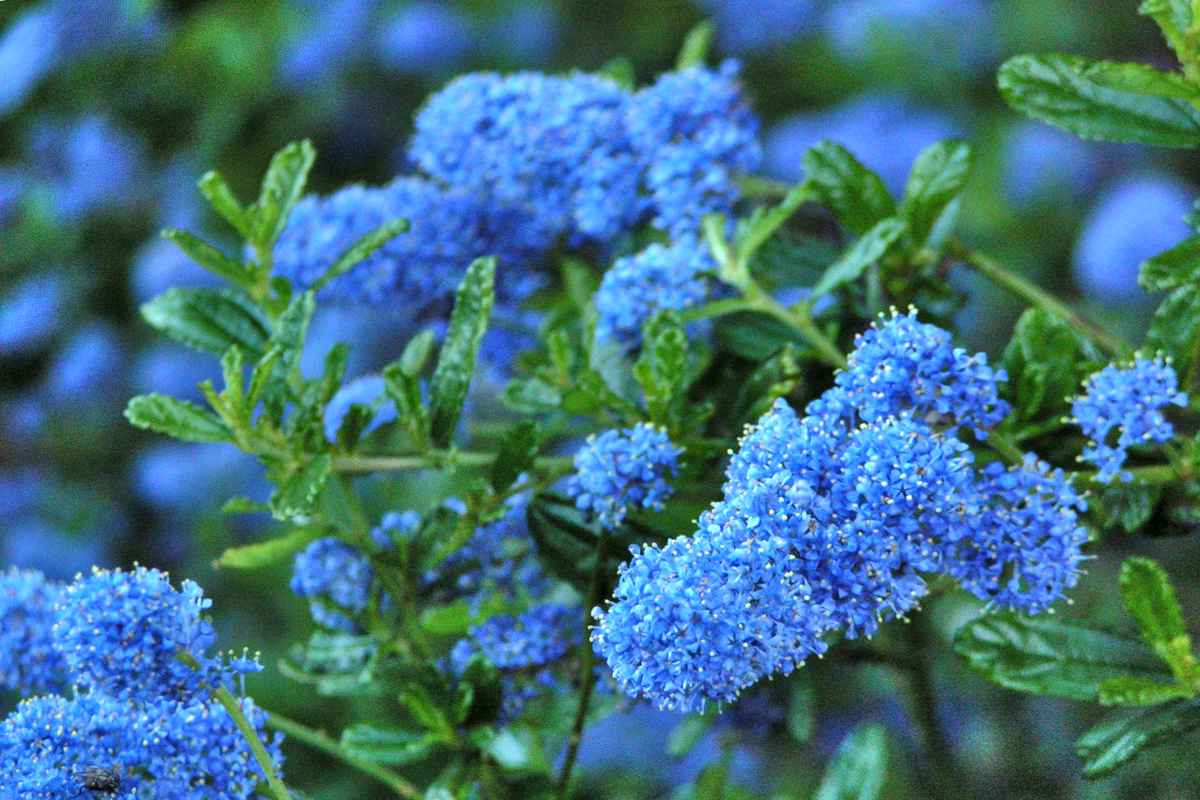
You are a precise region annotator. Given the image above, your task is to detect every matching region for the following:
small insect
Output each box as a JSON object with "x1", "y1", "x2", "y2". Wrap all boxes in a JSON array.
[{"x1": 79, "y1": 765, "x2": 121, "y2": 795}]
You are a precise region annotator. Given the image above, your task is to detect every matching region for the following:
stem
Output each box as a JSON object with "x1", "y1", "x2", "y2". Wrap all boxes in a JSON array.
[
  {"x1": 556, "y1": 530, "x2": 611, "y2": 798},
  {"x1": 949, "y1": 243, "x2": 1126, "y2": 357},
  {"x1": 902, "y1": 620, "x2": 967, "y2": 800},
  {"x1": 1075, "y1": 462, "x2": 1184, "y2": 488},
  {"x1": 986, "y1": 431, "x2": 1025, "y2": 466},
  {"x1": 266, "y1": 711, "x2": 421, "y2": 799},
  {"x1": 333, "y1": 451, "x2": 573, "y2": 475},
  {"x1": 214, "y1": 687, "x2": 294, "y2": 800}
]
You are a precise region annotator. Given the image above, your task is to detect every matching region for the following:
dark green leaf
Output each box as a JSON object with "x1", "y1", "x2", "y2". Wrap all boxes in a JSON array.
[
  {"x1": 899, "y1": 141, "x2": 972, "y2": 246},
  {"x1": 125, "y1": 394, "x2": 231, "y2": 443},
  {"x1": 253, "y1": 140, "x2": 316, "y2": 248},
  {"x1": 313, "y1": 218, "x2": 410, "y2": 292},
  {"x1": 1120, "y1": 557, "x2": 1197, "y2": 682},
  {"x1": 271, "y1": 290, "x2": 316, "y2": 373},
  {"x1": 384, "y1": 362, "x2": 430, "y2": 450},
  {"x1": 810, "y1": 217, "x2": 908, "y2": 300},
  {"x1": 667, "y1": 715, "x2": 712, "y2": 759},
  {"x1": 1098, "y1": 675, "x2": 1192, "y2": 706},
  {"x1": 814, "y1": 724, "x2": 888, "y2": 800},
  {"x1": 1001, "y1": 308, "x2": 1102, "y2": 428},
  {"x1": 429, "y1": 258, "x2": 495, "y2": 447},
  {"x1": 1140, "y1": 234, "x2": 1200, "y2": 292},
  {"x1": 734, "y1": 183, "x2": 813, "y2": 266},
  {"x1": 998, "y1": 55, "x2": 1200, "y2": 147},
  {"x1": 490, "y1": 421, "x2": 541, "y2": 492},
  {"x1": 1146, "y1": 285, "x2": 1200, "y2": 378},
  {"x1": 803, "y1": 141, "x2": 895, "y2": 236},
  {"x1": 340, "y1": 725, "x2": 439, "y2": 766},
  {"x1": 197, "y1": 170, "x2": 252, "y2": 239},
  {"x1": 216, "y1": 527, "x2": 323, "y2": 569},
  {"x1": 141, "y1": 288, "x2": 271, "y2": 359},
  {"x1": 634, "y1": 311, "x2": 687, "y2": 425},
  {"x1": 1077, "y1": 699, "x2": 1200, "y2": 778},
  {"x1": 162, "y1": 228, "x2": 252, "y2": 286},
  {"x1": 715, "y1": 312, "x2": 806, "y2": 361},
  {"x1": 953, "y1": 611, "x2": 1172, "y2": 700},
  {"x1": 271, "y1": 454, "x2": 333, "y2": 522},
  {"x1": 1093, "y1": 483, "x2": 1163, "y2": 534},
  {"x1": 458, "y1": 655, "x2": 502, "y2": 727},
  {"x1": 676, "y1": 20, "x2": 714, "y2": 69}
]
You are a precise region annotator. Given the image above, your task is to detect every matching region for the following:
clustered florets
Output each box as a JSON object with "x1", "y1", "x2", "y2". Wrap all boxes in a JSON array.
[
  {"x1": 1071, "y1": 356, "x2": 1188, "y2": 483},
  {"x1": 290, "y1": 538, "x2": 378, "y2": 633},
  {"x1": 566, "y1": 422, "x2": 683, "y2": 529},
  {"x1": 591, "y1": 312, "x2": 1088, "y2": 712},
  {"x1": 0, "y1": 566, "x2": 282, "y2": 797}
]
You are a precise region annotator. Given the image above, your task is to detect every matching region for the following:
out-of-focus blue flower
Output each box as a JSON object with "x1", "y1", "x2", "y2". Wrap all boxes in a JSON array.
[
  {"x1": 52, "y1": 566, "x2": 225, "y2": 703},
  {"x1": 697, "y1": 0, "x2": 817, "y2": 54},
  {"x1": 1, "y1": 393, "x2": 47, "y2": 447},
  {"x1": 132, "y1": 442, "x2": 266, "y2": 515},
  {"x1": 765, "y1": 93, "x2": 959, "y2": 193},
  {"x1": 371, "y1": 509, "x2": 421, "y2": 550},
  {"x1": 131, "y1": 236, "x2": 223, "y2": 304},
  {"x1": 2, "y1": 516, "x2": 111, "y2": 581},
  {"x1": 0, "y1": 274, "x2": 64, "y2": 358},
  {"x1": 566, "y1": 423, "x2": 683, "y2": 529},
  {"x1": 1003, "y1": 122, "x2": 1106, "y2": 207},
  {"x1": 323, "y1": 374, "x2": 398, "y2": 442},
  {"x1": 0, "y1": 6, "x2": 61, "y2": 115},
  {"x1": 300, "y1": 305, "x2": 417, "y2": 379},
  {"x1": 0, "y1": 166, "x2": 29, "y2": 226},
  {"x1": 825, "y1": 0, "x2": 997, "y2": 75},
  {"x1": 487, "y1": 3, "x2": 562, "y2": 64},
  {"x1": 280, "y1": 0, "x2": 376, "y2": 86},
  {"x1": 628, "y1": 61, "x2": 760, "y2": 238},
  {"x1": 595, "y1": 239, "x2": 714, "y2": 348},
  {"x1": 0, "y1": 568, "x2": 66, "y2": 695},
  {"x1": 48, "y1": 0, "x2": 163, "y2": 58},
  {"x1": 43, "y1": 321, "x2": 125, "y2": 405},
  {"x1": 411, "y1": 71, "x2": 643, "y2": 244},
  {"x1": 1072, "y1": 357, "x2": 1187, "y2": 483},
  {"x1": 27, "y1": 115, "x2": 146, "y2": 220},
  {"x1": 291, "y1": 538, "x2": 375, "y2": 632},
  {"x1": 131, "y1": 342, "x2": 221, "y2": 404},
  {"x1": 376, "y1": 1, "x2": 473, "y2": 74},
  {"x1": 1074, "y1": 174, "x2": 1194, "y2": 305}
]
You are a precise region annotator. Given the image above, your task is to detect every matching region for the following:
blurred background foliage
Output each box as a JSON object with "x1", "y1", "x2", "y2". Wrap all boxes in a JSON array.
[{"x1": 0, "y1": 1, "x2": 1196, "y2": 797}]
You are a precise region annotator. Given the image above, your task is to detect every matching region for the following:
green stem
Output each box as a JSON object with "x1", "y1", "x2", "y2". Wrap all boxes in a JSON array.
[
  {"x1": 1076, "y1": 462, "x2": 1184, "y2": 488},
  {"x1": 949, "y1": 243, "x2": 1126, "y2": 356},
  {"x1": 556, "y1": 530, "x2": 610, "y2": 799},
  {"x1": 266, "y1": 711, "x2": 421, "y2": 799},
  {"x1": 333, "y1": 451, "x2": 573, "y2": 475},
  {"x1": 214, "y1": 687, "x2": 294, "y2": 800},
  {"x1": 986, "y1": 431, "x2": 1025, "y2": 466}
]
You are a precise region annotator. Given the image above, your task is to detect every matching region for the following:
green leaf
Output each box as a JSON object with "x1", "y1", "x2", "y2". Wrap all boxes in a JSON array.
[
  {"x1": 997, "y1": 55, "x2": 1200, "y2": 148},
  {"x1": 216, "y1": 527, "x2": 324, "y2": 569},
  {"x1": 458, "y1": 655, "x2": 502, "y2": 727},
  {"x1": 667, "y1": 715, "x2": 713, "y2": 759},
  {"x1": 429, "y1": 258, "x2": 495, "y2": 447},
  {"x1": 1093, "y1": 482, "x2": 1163, "y2": 534},
  {"x1": 899, "y1": 140, "x2": 972, "y2": 246},
  {"x1": 1077, "y1": 699, "x2": 1200, "y2": 778},
  {"x1": 271, "y1": 454, "x2": 333, "y2": 522},
  {"x1": 502, "y1": 377, "x2": 563, "y2": 414},
  {"x1": 271, "y1": 290, "x2": 316, "y2": 372},
  {"x1": 814, "y1": 724, "x2": 888, "y2": 800},
  {"x1": 480, "y1": 727, "x2": 549, "y2": 774},
  {"x1": 734, "y1": 183, "x2": 814, "y2": 267},
  {"x1": 490, "y1": 421, "x2": 541, "y2": 493},
  {"x1": 1120, "y1": 557, "x2": 1198, "y2": 684},
  {"x1": 1140, "y1": 235, "x2": 1200, "y2": 291},
  {"x1": 676, "y1": 20, "x2": 714, "y2": 69},
  {"x1": 401, "y1": 329, "x2": 438, "y2": 375},
  {"x1": 340, "y1": 725, "x2": 439, "y2": 766},
  {"x1": 312, "y1": 218, "x2": 410, "y2": 292},
  {"x1": 953, "y1": 611, "x2": 1172, "y2": 700},
  {"x1": 1146, "y1": 285, "x2": 1200, "y2": 379},
  {"x1": 384, "y1": 363, "x2": 430, "y2": 450},
  {"x1": 197, "y1": 170, "x2": 252, "y2": 240},
  {"x1": 634, "y1": 311, "x2": 687, "y2": 426},
  {"x1": 599, "y1": 56, "x2": 636, "y2": 90},
  {"x1": 810, "y1": 217, "x2": 908, "y2": 300},
  {"x1": 1139, "y1": 0, "x2": 1195, "y2": 62},
  {"x1": 419, "y1": 601, "x2": 472, "y2": 637},
  {"x1": 141, "y1": 288, "x2": 271, "y2": 359},
  {"x1": 252, "y1": 139, "x2": 316, "y2": 248},
  {"x1": 161, "y1": 228, "x2": 252, "y2": 286},
  {"x1": 125, "y1": 394, "x2": 231, "y2": 443},
  {"x1": 802, "y1": 142, "x2": 895, "y2": 236},
  {"x1": 1001, "y1": 308, "x2": 1101, "y2": 428},
  {"x1": 1099, "y1": 675, "x2": 1192, "y2": 706},
  {"x1": 716, "y1": 312, "x2": 806, "y2": 361}
]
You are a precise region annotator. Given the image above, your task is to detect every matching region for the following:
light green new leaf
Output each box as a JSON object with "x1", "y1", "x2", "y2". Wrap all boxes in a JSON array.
[
  {"x1": 216, "y1": 527, "x2": 324, "y2": 569},
  {"x1": 271, "y1": 453, "x2": 333, "y2": 522},
  {"x1": 803, "y1": 141, "x2": 895, "y2": 236},
  {"x1": 252, "y1": 139, "x2": 316, "y2": 248},
  {"x1": 429, "y1": 258, "x2": 495, "y2": 447},
  {"x1": 1077, "y1": 699, "x2": 1200, "y2": 778},
  {"x1": 270, "y1": 290, "x2": 316, "y2": 374},
  {"x1": 815, "y1": 724, "x2": 888, "y2": 800},
  {"x1": 125, "y1": 394, "x2": 231, "y2": 443},
  {"x1": 998, "y1": 55, "x2": 1200, "y2": 147},
  {"x1": 1120, "y1": 557, "x2": 1198, "y2": 684},
  {"x1": 676, "y1": 20, "x2": 714, "y2": 70},
  {"x1": 1099, "y1": 675, "x2": 1192, "y2": 706},
  {"x1": 197, "y1": 170, "x2": 253, "y2": 240},
  {"x1": 899, "y1": 140, "x2": 972, "y2": 245},
  {"x1": 1139, "y1": 0, "x2": 1195, "y2": 62},
  {"x1": 810, "y1": 217, "x2": 908, "y2": 300},
  {"x1": 162, "y1": 228, "x2": 252, "y2": 286},
  {"x1": 141, "y1": 287, "x2": 271, "y2": 359}
]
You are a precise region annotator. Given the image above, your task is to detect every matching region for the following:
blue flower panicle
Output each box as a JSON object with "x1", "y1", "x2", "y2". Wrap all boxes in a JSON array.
[
  {"x1": 51, "y1": 565, "x2": 222, "y2": 703},
  {"x1": 1072, "y1": 357, "x2": 1187, "y2": 484},
  {"x1": 290, "y1": 538, "x2": 376, "y2": 632},
  {"x1": 0, "y1": 568, "x2": 67, "y2": 695},
  {"x1": 566, "y1": 423, "x2": 683, "y2": 529},
  {"x1": 454, "y1": 603, "x2": 579, "y2": 673},
  {"x1": 595, "y1": 239, "x2": 714, "y2": 348}
]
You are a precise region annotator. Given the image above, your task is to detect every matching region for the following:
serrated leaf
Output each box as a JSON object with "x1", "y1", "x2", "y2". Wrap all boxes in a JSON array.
[
  {"x1": 1139, "y1": 0, "x2": 1195, "y2": 62},
  {"x1": 810, "y1": 217, "x2": 908, "y2": 300},
  {"x1": 197, "y1": 170, "x2": 252, "y2": 239},
  {"x1": 953, "y1": 611, "x2": 1172, "y2": 700},
  {"x1": 271, "y1": 290, "x2": 316, "y2": 373},
  {"x1": 252, "y1": 140, "x2": 316, "y2": 248},
  {"x1": 1146, "y1": 285, "x2": 1200, "y2": 379},
  {"x1": 634, "y1": 311, "x2": 687, "y2": 426},
  {"x1": 429, "y1": 258, "x2": 495, "y2": 447},
  {"x1": 667, "y1": 715, "x2": 712, "y2": 759},
  {"x1": 814, "y1": 724, "x2": 888, "y2": 800},
  {"x1": 1120, "y1": 557, "x2": 1198, "y2": 684},
  {"x1": 125, "y1": 394, "x2": 231, "y2": 443},
  {"x1": 998, "y1": 55, "x2": 1200, "y2": 148},
  {"x1": 162, "y1": 228, "x2": 252, "y2": 286},
  {"x1": 676, "y1": 20, "x2": 713, "y2": 70},
  {"x1": 1077, "y1": 699, "x2": 1200, "y2": 778},
  {"x1": 490, "y1": 421, "x2": 541, "y2": 493},
  {"x1": 384, "y1": 362, "x2": 430, "y2": 450},
  {"x1": 340, "y1": 725, "x2": 439, "y2": 766},
  {"x1": 1002, "y1": 308, "x2": 1101, "y2": 428},
  {"x1": 271, "y1": 453, "x2": 333, "y2": 521},
  {"x1": 1098, "y1": 675, "x2": 1192, "y2": 706},
  {"x1": 899, "y1": 140, "x2": 972, "y2": 246},
  {"x1": 803, "y1": 141, "x2": 895, "y2": 236},
  {"x1": 221, "y1": 496, "x2": 270, "y2": 515},
  {"x1": 141, "y1": 288, "x2": 271, "y2": 359},
  {"x1": 313, "y1": 218, "x2": 410, "y2": 292},
  {"x1": 1140, "y1": 235, "x2": 1200, "y2": 291},
  {"x1": 216, "y1": 527, "x2": 323, "y2": 569}
]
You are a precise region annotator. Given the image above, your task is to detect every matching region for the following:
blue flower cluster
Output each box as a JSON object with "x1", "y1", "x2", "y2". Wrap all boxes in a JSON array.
[
  {"x1": 824, "y1": 0, "x2": 997, "y2": 76},
  {"x1": 0, "y1": 567, "x2": 282, "y2": 796},
  {"x1": 696, "y1": 0, "x2": 818, "y2": 54},
  {"x1": 566, "y1": 423, "x2": 683, "y2": 529},
  {"x1": 1072, "y1": 358, "x2": 1187, "y2": 484},
  {"x1": 593, "y1": 314, "x2": 1085, "y2": 711},
  {"x1": 291, "y1": 538, "x2": 378, "y2": 632}
]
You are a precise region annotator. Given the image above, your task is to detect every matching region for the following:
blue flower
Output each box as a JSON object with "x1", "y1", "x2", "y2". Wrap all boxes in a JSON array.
[
  {"x1": 486, "y1": 3, "x2": 562, "y2": 64},
  {"x1": 279, "y1": 0, "x2": 374, "y2": 87},
  {"x1": 0, "y1": 6, "x2": 60, "y2": 115},
  {"x1": 376, "y1": 1, "x2": 473, "y2": 74},
  {"x1": 566, "y1": 423, "x2": 683, "y2": 529},
  {"x1": 1074, "y1": 174, "x2": 1194, "y2": 305},
  {"x1": 1002, "y1": 122, "x2": 1107, "y2": 207},
  {"x1": 0, "y1": 274, "x2": 65, "y2": 358},
  {"x1": 27, "y1": 115, "x2": 146, "y2": 220},
  {"x1": 291, "y1": 538, "x2": 375, "y2": 632},
  {"x1": 824, "y1": 0, "x2": 997, "y2": 75},
  {"x1": 371, "y1": 510, "x2": 421, "y2": 550},
  {"x1": 1072, "y1": 357, "x2": 1187, "y2": 483},
  {"x1": 696, "y1": 0, "x2": 817, "y2": 54},
  {"x1": 595, "y1": 238, "x2": 715, "y2": 348},
  {"x1": 43, "y1": 321, "x2": 126, "y2": 405},
  {"x1": 455, "y1": 603, "x2": 579, "y2": 672},
  {"x1": 0, "y1": 568, "x2": 66, "y2": 695},
  {"x1": 52, "y1": 566, "x2": 225, "y2": 703}
]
